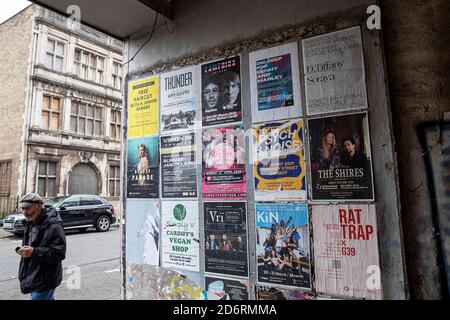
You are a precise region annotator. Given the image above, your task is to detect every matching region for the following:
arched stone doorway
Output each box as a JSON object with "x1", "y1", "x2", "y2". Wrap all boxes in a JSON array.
[{"x1": 68, "y1": 163, "x2": 100, "y2": 195}]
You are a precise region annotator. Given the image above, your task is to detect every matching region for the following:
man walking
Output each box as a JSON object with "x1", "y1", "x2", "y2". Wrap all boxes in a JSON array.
[{"x1": 16, "y1": 193, "x2": 66, "y2": 300}]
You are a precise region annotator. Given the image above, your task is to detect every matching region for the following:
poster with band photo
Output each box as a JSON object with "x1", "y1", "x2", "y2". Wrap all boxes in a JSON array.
[
  {"x1": 201, "y1": 56, "x2": 242, "y2": 127},
  {"x1": 249, "y1": 42, "x2": 302, "y2": 123},
  {"x1": 308, "y1": 112, "x2": 374, "y2": 201}
]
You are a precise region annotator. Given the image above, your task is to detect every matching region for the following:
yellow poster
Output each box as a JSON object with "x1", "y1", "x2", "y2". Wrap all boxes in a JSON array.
[{"x1": 128, "y1": 76, "x2": 159, "y2": 137}]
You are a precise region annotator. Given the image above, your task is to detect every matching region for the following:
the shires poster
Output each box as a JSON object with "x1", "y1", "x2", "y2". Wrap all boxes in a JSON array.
[
  {"x1": 312, "y1": 204, "x2": 382, "y2": 299},
  {"x1": 308, "y1": 112, "x2": 374, "y2": 201},
  {"x1": 127, "y1": 135, "x2": 159, "y2": 198},
  {"x1": 204, "y1": 202, "x2": 248, "y2": 278},
  {"x1": 253, "y1": 119, "x2": 306, "y2": 201},
  {"x1": 202, "y1": 125, "x2": 246, "y2": 200},
  {"x1": 201, "y1": 56, "x2": 242, "y2": 127}
]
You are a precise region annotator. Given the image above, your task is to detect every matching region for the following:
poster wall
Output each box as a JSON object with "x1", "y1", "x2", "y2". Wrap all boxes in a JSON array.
[
  {"x1": 202, "y1": 125, "x2": 246, "y2": 200},
  {"x1": 255, "y1": 203, "x2": 311, "y2": 289},
  {"x1": 127, "y1": 135, "x2": 160, "y2": 198},
  {"x1": 302, "y1": 26, "x2": 368, "y2": 115},
  {"x1": 160, "y1": 66, "x2": 197, "y2": 134},
  {"x1": 161, "y1": 132, "x2": 198, "y2": 198},
  {"x1": 256, "y1": 286, "x2": 315, "y2": 300},
  {"x1": 204, "y1": 202, "x2": 248, "y2": 278},
  {"x1": 308, "y1": 112, "x2": 374, "y2": 201},
  {"x1": 128, "y1": 76, "x2": 159, "y2": 137},
  {"x1": 312, "y1": 204, "x2": 382, "y2": 299},
  {"x1": 253, "y1": 119, "x2": 307, "y2": 201},
  {"x1": 201, "y1": 56, "x2": 242, "y2": 127},
  {"x1": 161, "y1": 201, "x2": 200, "y2": 272},
  {"x1": 125, "y1": 200, "x2": 160, "y2": 266},
  {"x1": 205, "y1": 276, "x2": 249, "y2": 300},
  {"x1": 249, "y1": 42, "x2": 302, "y2": 123}
]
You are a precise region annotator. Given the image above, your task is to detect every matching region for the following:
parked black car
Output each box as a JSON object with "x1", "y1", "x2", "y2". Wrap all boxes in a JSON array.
[{"x1": 2, "y1": 195, "x2": 117, "y2": 236}]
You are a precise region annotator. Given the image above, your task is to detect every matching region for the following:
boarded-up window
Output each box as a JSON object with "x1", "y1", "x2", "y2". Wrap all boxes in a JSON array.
[
  {"x1": 112, "y1": 61, "x2": 122, "y2": 90},
  {"x1": 110, "y1": 109, "x2": 122, "y2": 140},
  {"x1": 37, "y1": 161, "x2": 57, "y2": 198},
  {"x1": 108, "y1": 165, "x2": 120, "y2": 197},
  {"x1": 41, "y1": 95, "x2": 61, "y2": 131},
  {"x1": 70, "y1": 102, "x2": 102, "y2": 137},
  {"x1": 0, "y1": 161, "x2": 12, "y2": 196}
]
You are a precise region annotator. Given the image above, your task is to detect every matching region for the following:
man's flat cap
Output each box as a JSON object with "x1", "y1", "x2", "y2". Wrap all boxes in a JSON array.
[{"x1": 18, "y1": 193, "x2": 44, "y2": 208}]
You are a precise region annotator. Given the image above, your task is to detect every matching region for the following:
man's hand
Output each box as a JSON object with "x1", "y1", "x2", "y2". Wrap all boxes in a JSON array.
[{"x1": 18, "y1": 246, "x2": 34, "y2": 258}]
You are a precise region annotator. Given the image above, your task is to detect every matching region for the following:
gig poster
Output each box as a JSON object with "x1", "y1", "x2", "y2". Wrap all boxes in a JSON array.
[
  {"x1": 161, "y1": 132, "x2": 198, "y2": 198},
  {"x1": 255, "y1": 203, "x2": 311, "y2": 289},
  {"x1": 201, "y1": 56, "x2": 242, "y2": 126},
  {"x1": 127, "y1": 135, "x2": 159, "y2": 198},
  {"x1": 205, "y1": 276, "x2": 249, "y2": 300},
  {"x1": 161, "y1": 201, "x2": 200, "y2": 272},
  {"x1": 249, "y1": 42, "x2": 302, "y2": 123},
  {"x1": 312, "y1": 204, "x2": 382, "y2": 299},
  {"x1": 253, "y1": 119, "x2": 306, "y2": 201},
  {"x1": 256, "y1": 286, "x2": 315, "y2": 300},
  {"x1": 202, "y1": 125, "x2": 246, "y2": 200},
  {"x1": 308, "y1": 112, "x2": 374, "y2": 201},
  {"x1": 204, "y1": 202, "x2": 248, "y2": 278},
  {"x1": 302, "y1": 26, "x2": 368, "y2": 115},
  {"x1": 160, "y1": 66, "x2": 197, "y2": 134},
  {"x1": 127, "y1": 76, "x2": 159, "y2": 137}
]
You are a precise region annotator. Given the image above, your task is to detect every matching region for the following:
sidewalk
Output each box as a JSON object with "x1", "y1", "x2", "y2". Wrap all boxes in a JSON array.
[{"x1": 0, "y1": 227, "x2": 13, "y2": 239}]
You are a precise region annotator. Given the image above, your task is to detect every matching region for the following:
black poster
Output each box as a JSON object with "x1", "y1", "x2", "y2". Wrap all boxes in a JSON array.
[
  {"x1": 201, "y1": 56, "x2": 242, "y2": 127},
  {"x1": 309, "y1": 112, "x2": 374, "y2": 200},
  {"x1": 204, "y1": 202, "x2": 248, "y2": 278},
  {"x1": 205, "y1": 276, "x2": 249, "y2": 300},
  {"x1": 161, "y1": 132, "x2": 198, "y2": 198}
]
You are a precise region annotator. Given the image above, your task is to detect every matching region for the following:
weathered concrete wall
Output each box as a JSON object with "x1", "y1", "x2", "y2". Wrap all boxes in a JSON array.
[
  {"x1": 0, "y1": 6, "x2": 34, "y2": 197},
  {"x1": 382, "y1": 0, "x2": 450, "y2": 299}
]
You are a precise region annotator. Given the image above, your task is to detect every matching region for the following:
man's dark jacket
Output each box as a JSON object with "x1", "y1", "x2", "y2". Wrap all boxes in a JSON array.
[{"x1": 18, "y1": 206, "x2": 66, "y2": 294}]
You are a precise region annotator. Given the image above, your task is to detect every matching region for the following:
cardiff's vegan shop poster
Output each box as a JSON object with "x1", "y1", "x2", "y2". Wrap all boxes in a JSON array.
[
  {"x1": 253, "y1": 119, "x2": 306, "y2": 201},
  {"x1": 202, "y1": 125, "x2": 246, "y2": 200},
  {"x1": 308, "y1": 112, "x2": 374, "y2": 201},
  {"x1": 201, "y1": 56, "x2": 242, "y2": 126},
  {"x1": 127, "y1": 76, "x2": 159, "y2": 137},
  {"x1": 205, "y1": 276, "x2": 249, "y2": 300},
  {"x1": 127, "y1": 135, "x2": 160, "y2": 198},
  {"x1": 161, "y1": 201, "x2": 200, "y2": 272},
  {"x1": 302, "y1": 26, "x2": 368, "y2": 115},
  {"x1": 204, "y1": 202, "x2": 248, "y2": 278},
  {"x1": 249, "y1": 42, "x2": 302, "y2": 123},
  {"x1": 255, "y1": 203, "x2": 311, "y2": 289},
  {"x1": 312, "y1": 204, "x2": 382, "y2": 299},
  {"x1": 161, "y1": 132, "x2": 198, "y2": 198},
  {"x1": 160, "y1": 66, "x2": 197, "y2": 134}
]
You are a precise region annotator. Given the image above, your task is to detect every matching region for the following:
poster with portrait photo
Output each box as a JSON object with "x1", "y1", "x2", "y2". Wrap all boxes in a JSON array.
[
  {"x1": 256, "y1": 286, "x2": 315, "y2": 300},
  {"x1": 161, "y1": 201, "x2": 200, "y2": 272},
  {"x1": 205, "y1": 276, "x2": 249, "y2": 300},
  {"x1": 127, "y1": 135, "x2": 160, "y2": 198},
  {"x1": 161, "y1": 132, "x2": 198, "y2": 198},
  {"x1": 201, "y1": 56, "x2": 242, "y2": 127},
  {"x1": 204, "y1": 202, "x2": 248, "y2": 278},
  {"x1": 253, "y1": 119, "x2": 307, "y2": 201},
  {"x1": 308, "y1": 112, "x2": 374, "y2": 201},
  {"x1": 160, "y1": 66, "x2": 198, "y2": 134},
  {"x1": 202, "y1": 125, "x2": 246, "y2": 200},
  {"x1": 255, "y1": 203, "x2": 311, "y2": 289},
  {"x1": 302, "y1": 26, "x2": 368, "y2": 115},
  {"x1": 249, "y1": 42, "x2": 302, "y2": 123}
]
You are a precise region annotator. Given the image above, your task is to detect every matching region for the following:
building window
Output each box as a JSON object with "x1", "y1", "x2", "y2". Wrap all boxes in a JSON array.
[
  {"x1": 37, "y1": 161, "x2": 57, "y2": 198},
  {"x1": 70, "y1": 102, "x2": 103, "y2": 137},
  {"x1": 110, "y1": 109, "x2": 121, "y2": 140},
  {"x1": 108, "y1": 165, "x2": 120, "y2": 197},
  {"x1": 0, "y1": 161, "x2": 12, "y2": 196},
  {"x1": 45, "y1": 39, "x2": 64, "y2": 72},
  {"x1": 112, "y1": 61, "x2": 122, "y2": 90},
  {"x1": 41, "y1": 95, "x2": 61, "y2": 131},
  {"x1": 74, "y1": 48, "x2": 105, "y2": 84}
]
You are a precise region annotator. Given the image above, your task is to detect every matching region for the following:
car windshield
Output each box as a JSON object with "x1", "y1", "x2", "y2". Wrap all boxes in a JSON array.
[{"x1": 45, "y1": 196, "x2": 69, "y2": 207}]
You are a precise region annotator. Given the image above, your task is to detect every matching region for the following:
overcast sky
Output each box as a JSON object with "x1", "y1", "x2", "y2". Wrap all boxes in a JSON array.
[{"x1": 0, "y1": 0, "x2": 31, "y2": 24}]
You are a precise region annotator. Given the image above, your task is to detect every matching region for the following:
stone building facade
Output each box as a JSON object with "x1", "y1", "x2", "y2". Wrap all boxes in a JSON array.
[{"x1": 0, "y1": 5, "x2": 123, "y2": 215}]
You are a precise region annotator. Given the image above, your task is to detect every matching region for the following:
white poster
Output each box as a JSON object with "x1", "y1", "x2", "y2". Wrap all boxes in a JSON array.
[
  {"x1": 249, "y1": 42, "x2": 302, "y2": 123},
  {"x1": 303, "y1": 26, "x2": 368, "y2": 115},
  {"x1": 312, "y1": 204, "x2": 382, "y2": 299},
  {"x1": 161, "y1": 201, "x2": 200, "y2": 272},
  {"x1": 160, "y1": 66, "x2": 198, "y2": 134}
]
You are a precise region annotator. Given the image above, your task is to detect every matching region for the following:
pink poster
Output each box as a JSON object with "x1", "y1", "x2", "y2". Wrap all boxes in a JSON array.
[{"x1": 202, "y1": 125, "x2": 246, "y2": 200}]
